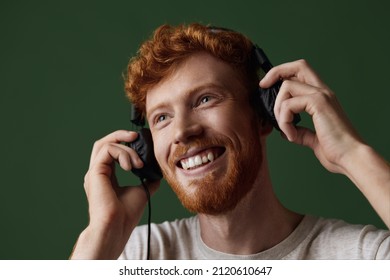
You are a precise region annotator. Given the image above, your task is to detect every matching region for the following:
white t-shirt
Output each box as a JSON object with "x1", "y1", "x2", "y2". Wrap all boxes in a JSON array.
[{"x1": 119, "y1": 215, "x2": 390, "y2": 259}]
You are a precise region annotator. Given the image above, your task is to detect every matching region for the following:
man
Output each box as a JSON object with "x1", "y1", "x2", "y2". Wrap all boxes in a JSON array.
[{"x1": 70, "y1": 23, "x2": 390, "y2": 259}]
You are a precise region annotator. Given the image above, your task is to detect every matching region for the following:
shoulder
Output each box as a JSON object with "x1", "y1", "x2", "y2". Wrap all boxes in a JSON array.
[
  {"x1": 119, "y1": 216, "x2": 199, "y2": 260},
  {"x1": 288, "y1": 216, "x2": 390, "y2": 259}
]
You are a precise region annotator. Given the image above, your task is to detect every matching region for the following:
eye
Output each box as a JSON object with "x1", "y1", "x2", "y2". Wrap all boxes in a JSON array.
[
  {"x1": 200, "y1": 96, "x2": 212, "y2": 104},
  {"x1": 156, "y1": 114, "x2": 167, "y2": 123}
]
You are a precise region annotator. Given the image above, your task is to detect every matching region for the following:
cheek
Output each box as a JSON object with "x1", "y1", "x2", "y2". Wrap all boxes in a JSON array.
[
  {"x1": 208, "y1": 100, "x2": 256, "y2": 128},
  {"x1": 203, "y1": 108, "x2": 239, "y2": 134},
  {"x1": 206, "y1": 107, "x2": 255, "y2": 141},
  {"x1": 153, "y1": 129, "x2": 181, "y2": 178},
  {"x1": 152, "y1": 132, "x2": 168, "y2": 167}
]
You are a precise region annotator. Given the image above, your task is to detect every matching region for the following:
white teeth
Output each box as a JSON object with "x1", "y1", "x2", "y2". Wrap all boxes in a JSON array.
[
  {"x1": 180, "y1": 151, "x2": 217, "y2": 170},
  {"x1": 188, "y1": 157, "x2": 195, "y2": 169},
  {"x1": 194, "y1": 155, "x2": 202, "y2": 166}
]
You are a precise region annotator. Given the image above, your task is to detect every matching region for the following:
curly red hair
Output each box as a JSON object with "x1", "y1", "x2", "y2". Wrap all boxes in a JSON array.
[{"x1": 124, "y1": 23, "x2": 260, "y2": 118}]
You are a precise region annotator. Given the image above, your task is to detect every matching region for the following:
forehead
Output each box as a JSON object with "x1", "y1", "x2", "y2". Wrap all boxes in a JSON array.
[{"x1": 145, "y1": 52, "x2": 247, "y2": 114}]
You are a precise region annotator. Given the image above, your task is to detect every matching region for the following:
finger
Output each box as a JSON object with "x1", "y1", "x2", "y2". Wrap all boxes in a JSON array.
[
  {"x1": 90, "y1": 130, "x2": 139, "y2": 167},
  {"x1": 91, "y1": 143, "x2": 144, "y2": 172},
  {"x1": 84, "y1": 168, "x2": 118, "y2": 206},
  {"x1": 118, "y1": 179, "x2": 161, "y2": 209},
  {"x1": 274, "y1": 80, "x2": 322, "y2": 121},
  {"x1": 277, "y1": 98, "x2": 298, "y2": 142},
  {"x1": 294, "y1": 126, "x2": 317, "y2": 149},
  {"x1": 85, "y1": 143, "x2": 144, "y2": 205},
  {"x1": 114, "y1": 181, "x2": 161, "y2": 229},
  {"x1": 260, "y1": 59, "x2": 327, "y2": 89},
  {"x1": 277, "y1": 95, "x2": 313, "y2": 141}
]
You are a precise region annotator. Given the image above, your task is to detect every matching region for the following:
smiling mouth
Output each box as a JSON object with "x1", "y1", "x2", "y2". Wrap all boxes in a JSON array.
[{"x1": 177, "y1": 147, "x2": 225, "y2": 170}]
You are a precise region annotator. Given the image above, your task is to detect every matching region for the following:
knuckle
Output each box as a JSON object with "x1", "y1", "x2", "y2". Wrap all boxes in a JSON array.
[
  {"x1": 280, "y1": 99, "x2": 293, "y2": 113},
  {"x1": 83, "y1": 171, "x2": 90, "y2": 190},
  {"x1": 92, "y1": 139, "x2": 102, "y2": 150},
  {"x1": 281, "y1": 80, "x2": 292, "y2": 90},
  {"x1": 99, "y1": 142, "x2": 114, "y2": 152},
  {"x1": 297, "y1": 59, "x2": 309, "y2": 67},
  {"x1": 280, "y1": 100, "x2": 289, "y2": 112},
  {"x1": 278, "y1": 82, "x2": 290, "y2": 99}
]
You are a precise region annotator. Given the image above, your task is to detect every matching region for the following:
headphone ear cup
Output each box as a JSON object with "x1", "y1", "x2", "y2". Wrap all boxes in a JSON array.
[
  {"x1": 126, "y1": 128, "x2": 163, "y2": 181},
  {"x1": 258, "y1": 81, "x2": 301, "y2": 131},
  {"x1": 258, "y1": 83, "x2": 281, "y2": 130}
]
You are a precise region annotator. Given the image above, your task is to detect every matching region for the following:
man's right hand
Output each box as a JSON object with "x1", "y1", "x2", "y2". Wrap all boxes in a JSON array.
[{"x1": 70, "y1": 130, "x2": 160, "y2": 259}]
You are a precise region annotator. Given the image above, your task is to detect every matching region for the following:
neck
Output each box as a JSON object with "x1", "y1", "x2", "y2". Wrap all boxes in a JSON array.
[{"x1": 198, "y1": 161, "x2": 302, "y2": 255}]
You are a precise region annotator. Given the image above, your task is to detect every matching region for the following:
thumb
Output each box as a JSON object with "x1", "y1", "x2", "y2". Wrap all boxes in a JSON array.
[
  {"x1": 117, "y1": 180, "x2": 161, "y2": 215},
  {"x1": 292, "y1": 126, "x2": 317, "y2": 149}
]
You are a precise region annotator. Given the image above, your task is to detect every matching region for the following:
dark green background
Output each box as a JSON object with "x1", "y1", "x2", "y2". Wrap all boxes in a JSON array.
[{"x1": 1, "y1": 0, "x2": 389, "y2": 259}]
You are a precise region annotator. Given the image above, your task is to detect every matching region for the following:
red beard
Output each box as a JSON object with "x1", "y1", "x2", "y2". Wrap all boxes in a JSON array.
[{"x1": 161, "y1": 131, "x2": 262, "y2": 215}]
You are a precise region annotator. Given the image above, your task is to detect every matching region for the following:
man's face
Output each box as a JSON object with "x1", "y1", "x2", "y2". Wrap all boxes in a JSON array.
[{"x1": 146, "y1": 52, "x2": 263, "y2": 215}]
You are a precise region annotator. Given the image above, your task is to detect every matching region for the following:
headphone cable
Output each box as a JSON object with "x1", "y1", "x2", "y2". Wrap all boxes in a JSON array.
[{"x1": 140, "y1": 178, "x2": 151, "y2": 260}]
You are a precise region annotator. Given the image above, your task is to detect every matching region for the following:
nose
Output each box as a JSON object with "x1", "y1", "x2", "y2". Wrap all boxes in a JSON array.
[{"x1": 174, "y1": 115, "x2": 203, "y2": 144}]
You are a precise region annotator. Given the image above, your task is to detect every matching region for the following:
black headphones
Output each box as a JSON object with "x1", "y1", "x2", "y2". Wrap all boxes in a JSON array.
[
  {"x1": 128, "y1": 26, "x2": 301, "y2": 181},
  {"x1": 252, "y1": 45, "x2": 301, "y2": 129},
  {"x1": 207, "y1": 26, "x2": 301, "y2": 130},
  {"x1": 126, "y1": 26, "x2": 301, "y2": 259}
]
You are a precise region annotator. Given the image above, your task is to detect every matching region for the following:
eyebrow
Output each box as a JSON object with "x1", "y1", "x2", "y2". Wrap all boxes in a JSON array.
[{"x1": 146, "y1": 83, "x2": 228, "y2": 120}]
